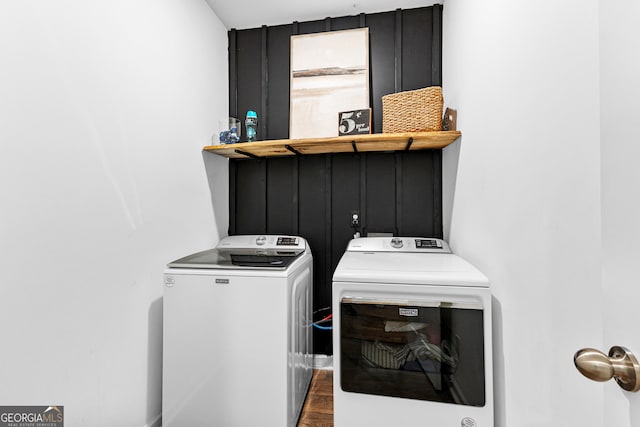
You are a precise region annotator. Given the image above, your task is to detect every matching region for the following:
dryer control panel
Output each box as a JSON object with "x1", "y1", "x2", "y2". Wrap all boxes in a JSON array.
[
  {"x1": 346, "y1": 237, "x2": 451, "y2": 253},
  {"x1": 415, "y1": 238, "x2": 444, "y2": 249}
]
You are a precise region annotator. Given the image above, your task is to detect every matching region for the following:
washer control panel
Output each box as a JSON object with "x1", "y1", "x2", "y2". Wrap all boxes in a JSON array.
[
  {"x1": 217, "y1": 235, "x2": 306, "y2": 254},
  {"x1": 276, "y1": 236, "x2": 299, "y2": 246}
]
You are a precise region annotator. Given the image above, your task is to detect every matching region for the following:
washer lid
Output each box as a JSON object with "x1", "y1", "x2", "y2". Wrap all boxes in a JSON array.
[
  {"x1": 167, "y1": 248, "x2": 302, "y2": 269},
  {"x1": 167, "y1": 235, "x2": 308, "y2": 270},
  {"x1": 333, "y1": 251, "x2": 489, "y2": 287}
]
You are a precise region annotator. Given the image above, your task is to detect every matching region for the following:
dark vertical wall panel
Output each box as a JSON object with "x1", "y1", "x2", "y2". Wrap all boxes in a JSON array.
[
  {"x1": 432, "y1": 150, "x2": 443, "y2": 236},
  {"x1": 394, "y1": 152, "x2": 404, "y2": 235},
  {"x1": 266, "y1": 25, "x2": 293, "y2": 140},
  {"x1": 260, "y1": 26, "x2": 268, "y2": 140},
  {"x1": 431, "y1": 5, "x2": 443, "y2": 86},
  {"x1": 234, "y1": 160, "x2": 266, "y2": 234},
  {"x1": 298, "y1": 155, "x2": 330, "y2": 354},
  {"x1": 364, "y1": 154, "x2": 396, "y2": 235},
  {"x1": 398, "y1": 150, "x2": 442, "y2": 237},
  {"x1": 228, "y1": 6, "x2": 443, "y2": 354},
  {"x1": 367, "y1": 11, "x2": 396, "y2": 134},
  {"x1": 266, "y1": 157, "x2": 295, "y2": 234},
  {"x1": 402, "y1": 7, "x2": 435, "y2": 91},
  {"x1": 236, "y1": 29, "x2": 262, "y2": 142},
  {"x1": 228, "y1": 30, "x2": 238, "y2": 119},
  {"x1": 297, "y1": 19, "x2": 326, "y2": 35},
  {"x1": 228, "y1": 160, "x2": 237, "y2": 234},
  {"x1": 330, "y1": 15, "x2": 361, "y2": 31},
  {"x1": 330, "y1": 154, "x2": 361, "y2": 273},
  {"x1": 394, "y1": 9, "x2": 403, "y2": 92}
]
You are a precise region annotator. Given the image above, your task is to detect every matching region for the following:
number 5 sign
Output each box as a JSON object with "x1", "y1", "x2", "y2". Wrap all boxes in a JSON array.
[{"x1": 338, "y1": 108, "x2": 371, "y2": 136}]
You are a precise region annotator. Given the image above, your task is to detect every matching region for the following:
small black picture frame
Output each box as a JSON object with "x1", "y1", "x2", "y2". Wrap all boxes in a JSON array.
[{"x1": 338, "y1": 108, "x2": 372, "y2": 135}]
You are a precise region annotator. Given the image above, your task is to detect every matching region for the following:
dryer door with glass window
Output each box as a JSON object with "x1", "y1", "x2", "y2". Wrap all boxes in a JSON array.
[{"x1": 340, "y1": 297, "x2": 485, "y2": 406}]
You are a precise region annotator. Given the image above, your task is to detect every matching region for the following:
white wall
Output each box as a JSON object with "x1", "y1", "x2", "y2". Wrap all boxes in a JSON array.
[
  {"x1": 0, "y1": 1, "x2": 228, "y2": 426},
  {"x1": 442, "y1": 1, "x2": 603, "y2": 425}
]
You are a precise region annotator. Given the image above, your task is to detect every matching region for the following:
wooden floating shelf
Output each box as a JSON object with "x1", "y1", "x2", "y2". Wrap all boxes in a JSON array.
[{"x1": 203, "y1": 131, "x2": 461, "y2": 159}]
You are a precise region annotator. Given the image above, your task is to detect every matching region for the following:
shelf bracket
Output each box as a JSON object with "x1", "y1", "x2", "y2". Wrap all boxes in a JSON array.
[
  {"x1": 234, "y1": 149, "x2": 261, "y2": 160},
  {"x1": 351, "y1": 141, "x2": 358, "y2": 153},
  {"x1": 405, "y1": 137, "x2": 414, "y2": 151},
  {"x1": 285, "y1": 144, "x2": 302, "y2": 156}
]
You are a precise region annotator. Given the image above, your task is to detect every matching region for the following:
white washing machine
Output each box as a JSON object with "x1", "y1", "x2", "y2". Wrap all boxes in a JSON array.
[
  {"x1": 162, "y1": 235, "x2": 313, "y2": 427},
  {"x1": 332, "y1": 237, "x2": 493, "y2": 427}
]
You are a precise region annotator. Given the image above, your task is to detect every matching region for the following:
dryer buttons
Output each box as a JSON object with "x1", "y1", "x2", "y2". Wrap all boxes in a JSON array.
[{"x1": 415, "y1": 239, "x2": 443, "y2": 249}]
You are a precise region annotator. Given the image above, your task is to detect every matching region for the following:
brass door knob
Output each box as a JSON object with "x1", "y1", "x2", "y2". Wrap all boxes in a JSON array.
[{"x1": 574, "y1": 346, "x2": 640, "y2": 392}]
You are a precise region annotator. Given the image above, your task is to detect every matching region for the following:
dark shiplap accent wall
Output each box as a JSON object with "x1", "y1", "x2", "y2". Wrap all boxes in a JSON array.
[{"x1": 228, "y1": 6, "x2": 443, "y2": 354}]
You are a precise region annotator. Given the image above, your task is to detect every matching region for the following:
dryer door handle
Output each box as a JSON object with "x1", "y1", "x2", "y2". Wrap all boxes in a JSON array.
[{"x1": 574, "y1": 346, "x2": 640, "y2": 392}]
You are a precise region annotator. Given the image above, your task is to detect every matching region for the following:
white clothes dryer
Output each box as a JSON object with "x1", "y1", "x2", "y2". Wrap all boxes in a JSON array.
[
  {"x1": 162, "y1": 235, "x2": 313, "y2": 427},
  {"x1": 332, "y1": 237, "x2": 493, "y2": 427}
]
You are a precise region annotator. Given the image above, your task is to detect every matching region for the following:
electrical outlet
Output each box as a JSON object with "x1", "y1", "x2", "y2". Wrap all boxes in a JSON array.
[{"x1": 351, "y1": 211, "x2": 360, "y2": 228}]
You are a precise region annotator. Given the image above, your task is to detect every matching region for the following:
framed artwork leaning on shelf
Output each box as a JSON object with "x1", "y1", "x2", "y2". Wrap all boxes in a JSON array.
[{"x1": 289, "y1": 28, "x2": 370, "y2": 139}]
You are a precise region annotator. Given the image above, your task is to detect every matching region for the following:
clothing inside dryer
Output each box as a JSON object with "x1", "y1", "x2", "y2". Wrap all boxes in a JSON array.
[{"x1": 340, "y1": 299, "x2": 486, "y2": 406}]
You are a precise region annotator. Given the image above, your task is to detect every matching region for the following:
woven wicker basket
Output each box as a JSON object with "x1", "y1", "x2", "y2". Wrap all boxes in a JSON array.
[{"x1": 382, "y1": 86, "x2": 443, "y2": 133}]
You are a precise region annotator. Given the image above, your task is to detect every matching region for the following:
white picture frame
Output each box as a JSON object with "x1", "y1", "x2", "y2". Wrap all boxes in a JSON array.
[{"x1": 289, "y1": 28, "x2": 370, "y2": 139}]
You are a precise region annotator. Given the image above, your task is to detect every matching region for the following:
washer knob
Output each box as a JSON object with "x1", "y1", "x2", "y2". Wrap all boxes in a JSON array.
[
  {"x1": 256, "y1": 235, "x2": 267, "y2": 246},
  {"x1": 390, "y1": 237, "x2": 403, "y2": 248}
]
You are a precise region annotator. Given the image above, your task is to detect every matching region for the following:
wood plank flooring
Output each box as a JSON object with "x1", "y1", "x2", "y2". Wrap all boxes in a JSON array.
[{"x1": 297, "y1": 369, "x2": 334, "y2": 426}]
